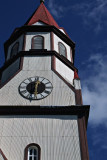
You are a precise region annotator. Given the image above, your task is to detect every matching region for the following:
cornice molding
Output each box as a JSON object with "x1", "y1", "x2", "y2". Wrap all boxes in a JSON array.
[
  {"x1": 0, "y1": 105, "x2": 90, "y2": 126},
  {"x1": 0, "y1": 50, "x2": 77, "y2": 73},
  {"x1": 4, "y1": 25, "x2": 75, "y2": 49},
  {"x1": 0, "y1": 50, "x2": 78, "y2": 89}
]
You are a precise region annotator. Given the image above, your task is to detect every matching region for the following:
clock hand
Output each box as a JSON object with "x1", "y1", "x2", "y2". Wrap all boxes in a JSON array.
[{"x1": 34, "y1": 81, "x2": 40, "y2": 96}]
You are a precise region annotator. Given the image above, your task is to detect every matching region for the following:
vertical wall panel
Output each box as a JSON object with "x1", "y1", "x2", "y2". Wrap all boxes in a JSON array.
[
  {"x1": 64, "y1": 137, "x2": 75, "y2": 160},
  {"x1": 0, "y1": 118, "x2": 4, "y2": 136},
  {"x1": 12, "y1": 116, "x2": 24, "y2": 136},
  {"x1": 0, "y1": 137, "x2": 12, "y2": 159},
  {"x1": 2, "y1": 118, "x2": 14, "y2": 136},
  {"x1": 55, "y1": 57, "x2": 74, "y2": 85},
  {"x1": 54, "y1": 34, "x2": 71, "y2": 62},
  {"x1": 74, "y1": 137, "x2": 81, "y2": 160},
  {"x1": 0, "y1": 115, "x2": 81, "y2": 160},
  {"x1": 9, "y1": 137, "x2": 22, "y2": 160}
]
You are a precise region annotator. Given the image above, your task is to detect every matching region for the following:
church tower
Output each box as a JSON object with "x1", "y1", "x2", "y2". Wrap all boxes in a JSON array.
[{"x1": 0, "y1": 1, "x2": 90, "y2": 160}]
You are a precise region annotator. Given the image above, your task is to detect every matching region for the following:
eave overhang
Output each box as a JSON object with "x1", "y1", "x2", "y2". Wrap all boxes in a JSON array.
[
  {"x1": 0, "y1": 105, "x2": 90, "y2": 128},
  {"x1": 4, "y1": 25, "x2": 75, "y2": 58},
  {"x1": 0, "y1": 50, "x2": 78, "y2": 90},
  {"x1": 0, "y1": 50, "x2": 77, "y2": 74}
]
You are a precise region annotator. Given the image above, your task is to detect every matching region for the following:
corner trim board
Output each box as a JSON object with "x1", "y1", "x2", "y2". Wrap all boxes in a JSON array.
[
  {"x1": 0, "y1": 149, "x2": 8, "y2": 160},
  {"x1": 78, "y1": 116, "x2": 90, "y2": 160}
]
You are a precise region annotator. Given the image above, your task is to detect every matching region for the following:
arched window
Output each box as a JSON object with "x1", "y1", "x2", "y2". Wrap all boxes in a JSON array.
[
  {"x1": 0, "y1": 149, "x2": 8, "y2": 160},
  {"x1": 10, "y1": 42, "x2": 19, "y2": 58},
  {"x1": 24, "y1": 143, "x2": 41, "y2": 160},
  {"x1": 28, "y1": 146, "x2": 38, "y2": 160},
  {"x1": 32, "y1": 36, "x2": 44, "y2": 49},
  {"x1": 58, "y1": 42, "x2": 67, "y2": 58}
]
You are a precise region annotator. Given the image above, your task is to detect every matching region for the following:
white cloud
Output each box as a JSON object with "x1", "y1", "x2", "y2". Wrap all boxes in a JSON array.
[
  {"x1": 48, "y1": 0, "x2": 65, "y2": 18},
  {"x1": 47, "y1": 0, "x2": 107, "y2": 32},
  {"x1": 81, "y1": 53, "x2": 107, "y2": 126},
  {"x1": 71, "y1": 0, "x2": 107, "y2": 33}
]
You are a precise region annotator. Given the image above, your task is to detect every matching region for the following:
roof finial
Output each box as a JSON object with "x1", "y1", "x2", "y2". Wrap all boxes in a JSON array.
[{"x1": 40, "y1": 0, "x2": 45, "y2": 3}]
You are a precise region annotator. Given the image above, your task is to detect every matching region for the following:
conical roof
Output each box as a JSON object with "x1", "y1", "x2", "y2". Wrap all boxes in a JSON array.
[{"x1": 26, "y1": 2, "x2": 59, "y2": 28}]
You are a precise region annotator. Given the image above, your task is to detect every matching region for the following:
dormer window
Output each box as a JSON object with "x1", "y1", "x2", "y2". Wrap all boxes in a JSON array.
[
  {"x1": 58, "y1": 42, "x2": 67, "y2": 58},
  {"x1": 24, "y1": 143, "x2": 41, "y2": 160},
  {"x1": 32, "y1": 36, "x2": 44, "y2": 49},
  {"x1": 10, "y1": 42, "x2": 19, "y2": 58}
]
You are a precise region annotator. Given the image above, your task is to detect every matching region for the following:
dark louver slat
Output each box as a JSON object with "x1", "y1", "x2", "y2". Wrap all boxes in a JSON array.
[
  {"x1": 10, "y1": 42, "x2": 19, "y2": 58},
  {"x1": 59, "y1": 42, "x2": 66, "y2": 57},
  {"x1": 32, "y1": 36, "x2": 43, "y2": 49}
]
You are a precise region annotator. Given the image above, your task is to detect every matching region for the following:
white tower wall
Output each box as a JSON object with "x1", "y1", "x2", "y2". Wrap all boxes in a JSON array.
[
  {"x1": 0, "y1": 56, "x2": 75, "y2": 105},
  {"x1": 0, "y1": 115, "x2": 81, "y2": 160}
]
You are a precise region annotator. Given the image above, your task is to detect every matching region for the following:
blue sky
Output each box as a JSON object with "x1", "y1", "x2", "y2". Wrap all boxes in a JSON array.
[{"x1": 0, "y1": 0, "x2": 107, "y2": 159}]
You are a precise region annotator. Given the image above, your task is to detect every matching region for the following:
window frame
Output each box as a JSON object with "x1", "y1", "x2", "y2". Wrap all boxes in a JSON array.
[
  {"x1": 24, "y1": 143, "x2": 41, "y2": 160},
  {"x1": 0, "y1": 149, "x2": 8, "y2": 160},
  {"x1": 10, "y1": 42, "x2": 19, "y2": 58},
  {"x1": 31, "y1": 35, "x2": 44, "y2": 50},
  {"x1": 58, "y1": 42, "x2": 67, "y2": 58}
]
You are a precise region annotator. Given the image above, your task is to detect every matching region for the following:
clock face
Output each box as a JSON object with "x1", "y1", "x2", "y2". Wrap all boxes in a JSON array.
[{"x1": 19, "y1": 76, "x2": 53, "y2": 100}]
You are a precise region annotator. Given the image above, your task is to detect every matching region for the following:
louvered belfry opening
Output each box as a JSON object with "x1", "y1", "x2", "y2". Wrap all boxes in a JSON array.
[
  {"x1": 32, "y1": 36, "x2": 44, "y2": 49},
  {"x1": 59, "y1": 42, "x2": 66, "y2": 57},
  {"x1": 10, "y1": 42, "x2": 19, "y2": 58}
]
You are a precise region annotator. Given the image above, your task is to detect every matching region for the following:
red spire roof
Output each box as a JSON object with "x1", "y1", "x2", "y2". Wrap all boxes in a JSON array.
[
  {"x1": 74, "y1": 70, "x2": 80, "y2": 79},
  {"x1": 26, "y1": 2, "x2": 59, "y2": 28}
]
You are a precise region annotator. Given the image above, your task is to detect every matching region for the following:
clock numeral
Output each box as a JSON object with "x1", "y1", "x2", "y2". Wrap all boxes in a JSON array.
[
  {"x1": 40, "y1": 94, "x2": 44, "y2": 98},
  {"x1": 45, "y1": 86, "x2": 52, "y2": 89},
  {"x1": 34, "y1": 95, "x2": 37, "y2": 99},
  {"x1": 20, "y1": 90, "x2": 27, "y2": 94},
  {"x1": 45, "y1": 82, "x2": 50, "y2": 85},
  {"x1": 44, "y1": 90, "x2": 51, "y2": 94},
  {"x1": 26, "y1": 93, "x2": 31, "y2": 99},
  {"x1": 20, "y1": 86, "x2": 26, "y2": 89},
  {"x1": 23, "y1": 82, "x2": 29, "y2": 85},
  {"x1": 28, "y1": 78, "x2": 32, "y2": 82},
  {"x1": 41, "y1": 78, "x2": 45, "y2": 82}
]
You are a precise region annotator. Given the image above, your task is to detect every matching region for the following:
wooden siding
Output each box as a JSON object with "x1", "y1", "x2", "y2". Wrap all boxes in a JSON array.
[
  {"x1": 0, "y1": 115, "x2": 81, "y2": 160},
  {"x1": 53, "y1": 34, "x2": 72, "y2": 62},
  {"x1": 55, "y1": 57, "x2": 74, "y2": 85},
  {"x1": 0, "y1": 56, "x2": 75, "y2": 105}
]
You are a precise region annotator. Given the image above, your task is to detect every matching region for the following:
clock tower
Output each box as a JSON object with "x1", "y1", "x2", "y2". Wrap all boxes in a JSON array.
[{"x1": 0, "y1": 1, "x2": 90, "y2": 160}]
